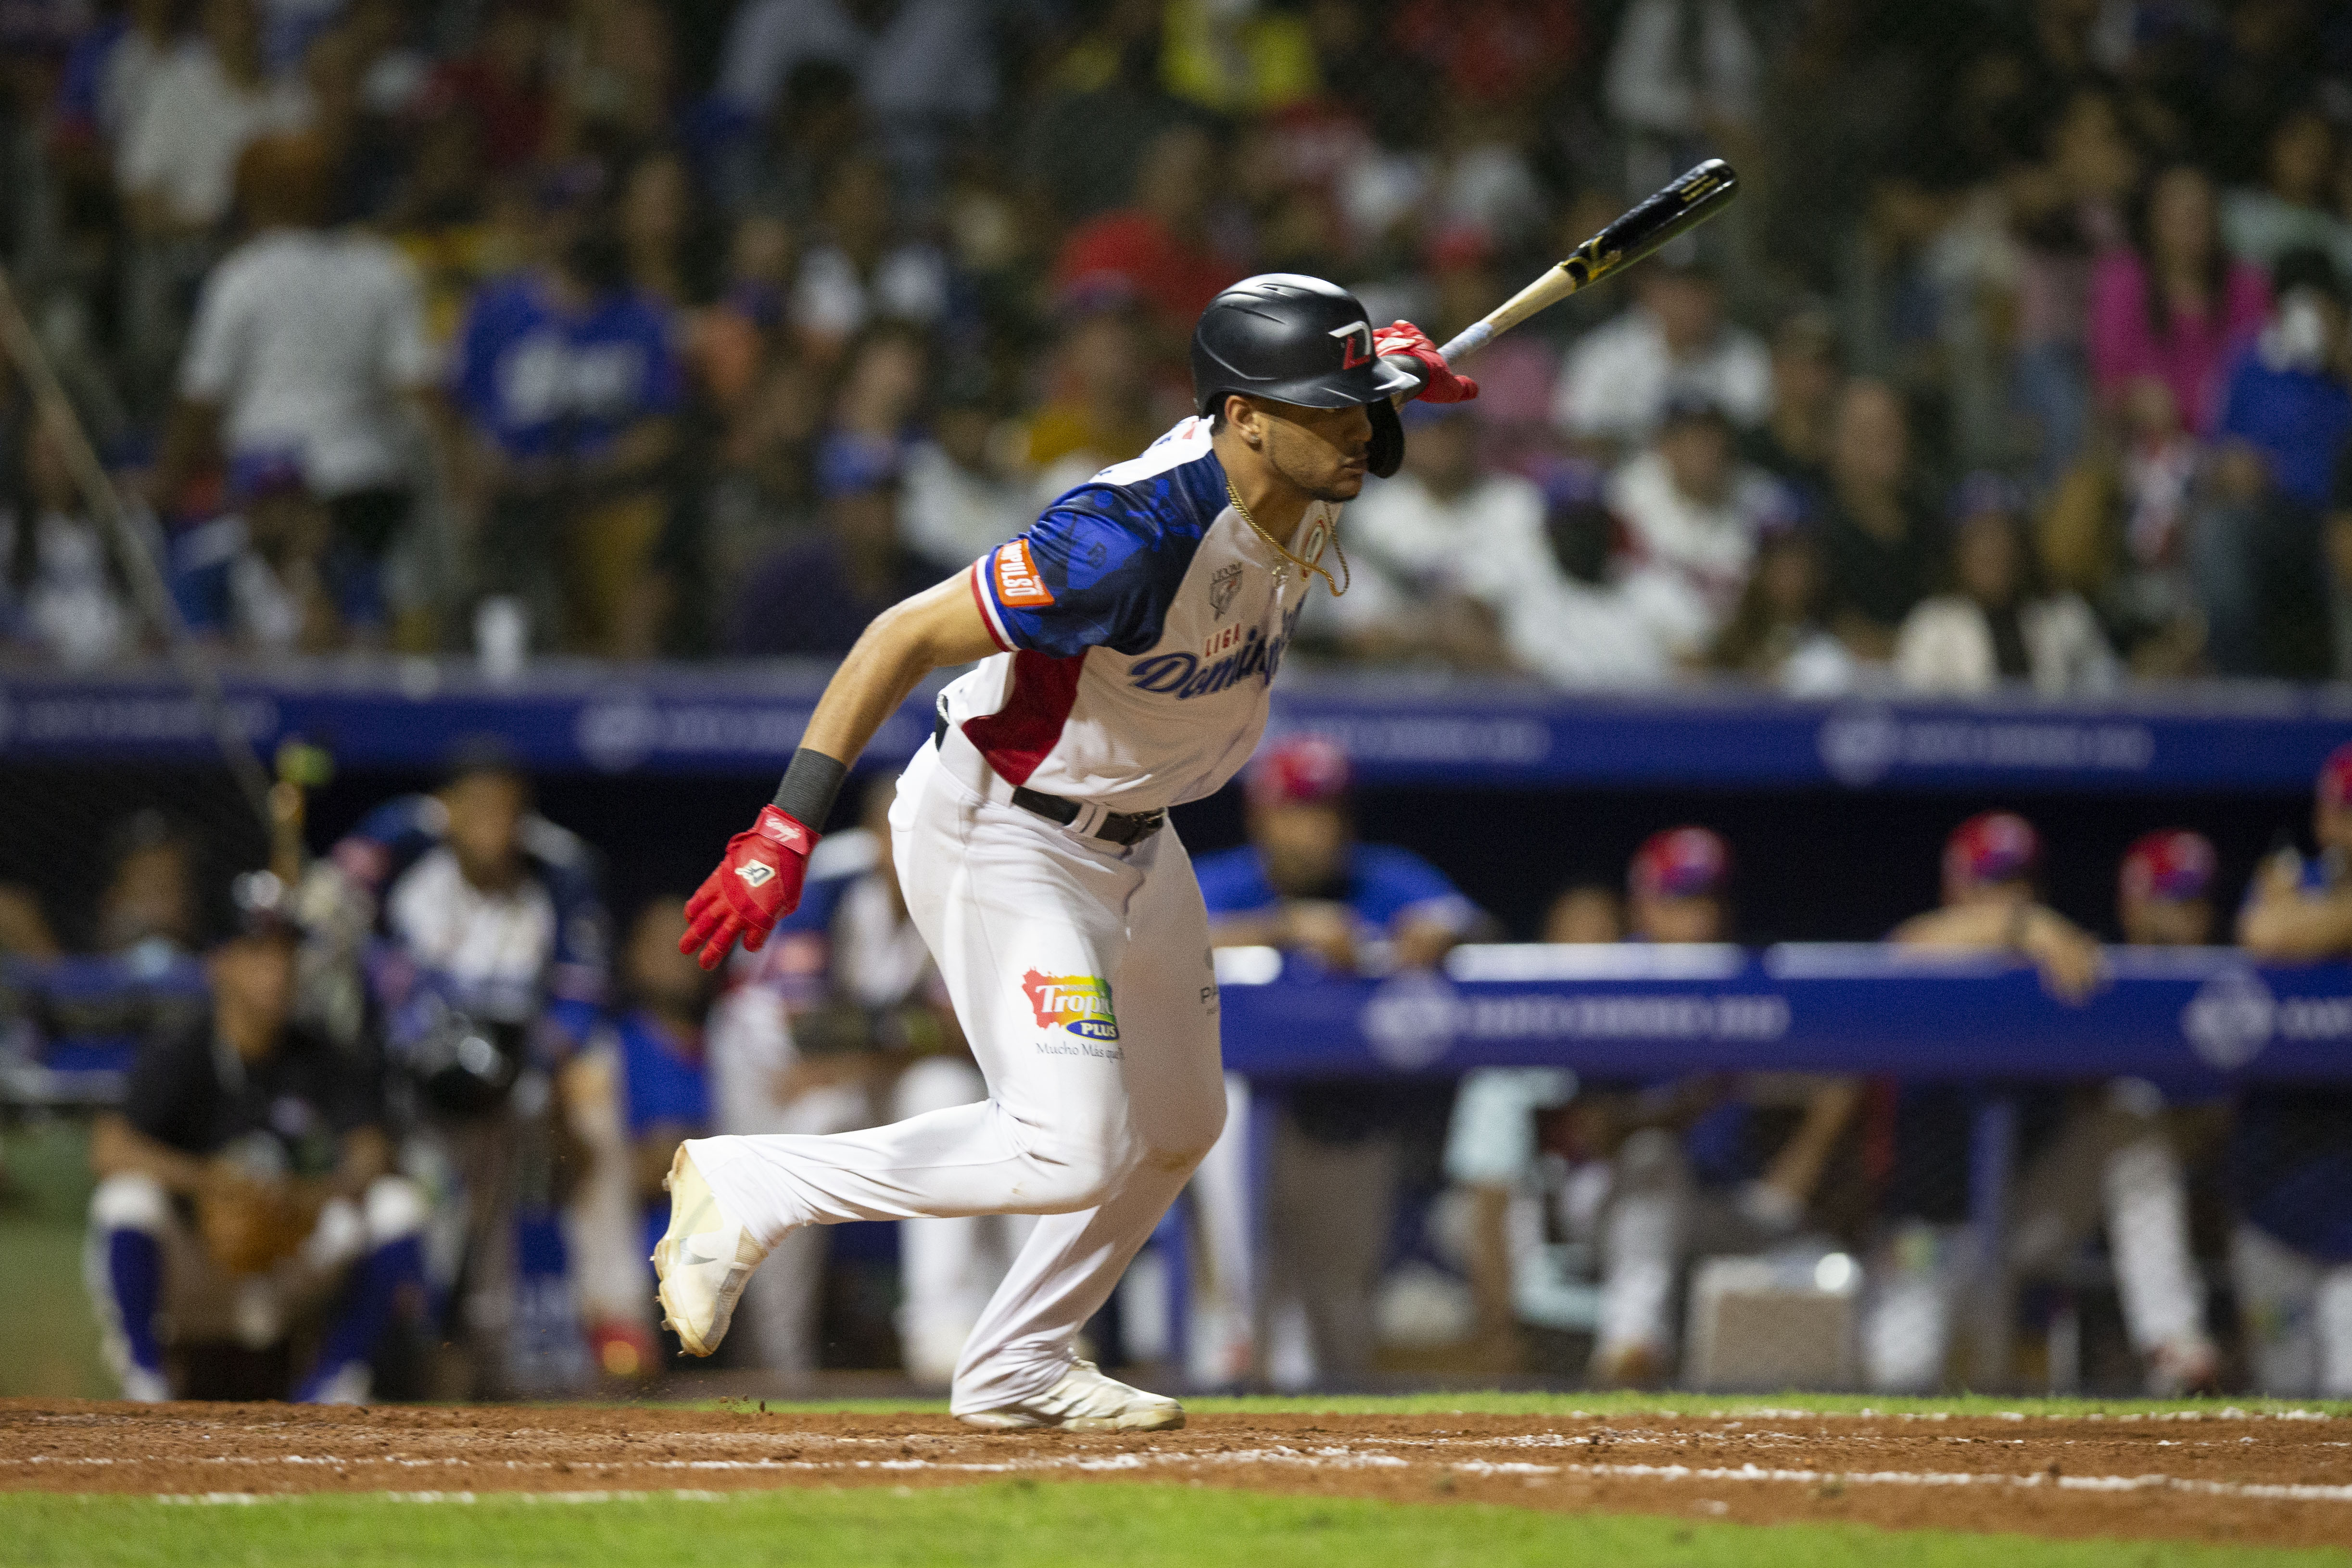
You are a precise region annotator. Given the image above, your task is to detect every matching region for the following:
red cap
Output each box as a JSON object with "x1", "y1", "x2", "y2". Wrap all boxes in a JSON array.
[
  {"x1": 1630, "y1": 827, "x2": 1731, "y2": 899},
  {"x1": 2319, "y1": 743, "x2": 2352, "y2": 809},
  {"x1": 1944, "y1": 812, "x2": 2041, "y2": 890},
  {"x1": 2120, "y1": 829, "x2": 2216, "y2": 903},
  {"x1": 1248, "y1": 733, "x2": 1352, "y2": 809}
]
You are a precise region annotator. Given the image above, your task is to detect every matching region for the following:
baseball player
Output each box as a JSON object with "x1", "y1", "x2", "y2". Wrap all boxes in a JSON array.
[
  {"x1": 654, "y1": 275, "x2": 1473, "y2": 1429},
  {"x1": 2236, "y1": 746, "x2": 2352, "y2": 1395}
]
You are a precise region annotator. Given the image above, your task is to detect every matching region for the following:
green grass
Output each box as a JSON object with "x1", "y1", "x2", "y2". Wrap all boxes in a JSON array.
[
  {"x1": 695, "y1": 1391, "x2": 2352, "y2": 1420},
  {"x1": 5, "y1": 1484, "x2": 2345, "y2": 1568},
  {"x1": 0, "y1": 1120, "x2": 108, "y2": 1399}
]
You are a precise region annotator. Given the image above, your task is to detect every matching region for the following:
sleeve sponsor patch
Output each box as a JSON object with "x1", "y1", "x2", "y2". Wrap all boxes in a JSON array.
[{"x1": 993, "y1": 539, "x2": 1054, "y2": 607}]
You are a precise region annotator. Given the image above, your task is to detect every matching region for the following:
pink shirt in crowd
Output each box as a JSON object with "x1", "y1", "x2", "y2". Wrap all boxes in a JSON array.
[{"x1": 2087, "y1": 248, "x2": 2271, "y2": 433}]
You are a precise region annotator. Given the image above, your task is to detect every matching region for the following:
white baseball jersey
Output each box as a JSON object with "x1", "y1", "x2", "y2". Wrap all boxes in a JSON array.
[{"x1": 947, "y1": 417, "x2": 1338, "y2": 812}]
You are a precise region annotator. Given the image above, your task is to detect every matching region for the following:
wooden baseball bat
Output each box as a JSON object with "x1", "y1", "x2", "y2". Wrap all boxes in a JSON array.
[{"x1": 1435, "y1": 160, "x2": 1741, "y2": 364}]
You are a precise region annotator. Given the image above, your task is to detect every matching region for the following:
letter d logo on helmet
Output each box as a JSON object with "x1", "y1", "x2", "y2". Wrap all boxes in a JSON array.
[{"x1": 1191, "y1": 275, "x2": 1418, "y2": 477}]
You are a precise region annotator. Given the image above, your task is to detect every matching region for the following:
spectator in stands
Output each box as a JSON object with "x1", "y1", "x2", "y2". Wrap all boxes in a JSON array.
[
  {"x1": 1603, "y1": 0, "x2": 1761, "y2": 194},
  {"x1": 1551, "y1": 259, "x2": 1770, "y2": 455},
  {"x1": 1586, "y1": 829, "x2": 1862, "y2": 1387},
  {"x1": 2215, "y1": 248, "x2": 2352, "y2": 514},
  {"x1": 1020, "y1": 295, "x2": 1165, "y2": 484},
  {"x1": 727, "y1": 432, "x2": 935, "y2": 658},
  {"x1": 332, "y1": 742, "x2": 614, "y2": 1397},
  {"x1": 900, "y1": 370, "x2": 1030, "y2": 577},
  {"x1": 1818, "y1": 379, "x2": 1938, "y2": 661},
  {"x1": 1894, "y1": 472, "x2": 2116, "y2": 696},
  {"x1": 1738, "y1": 307, "x2": 1841, "y2": 504},
  {"x1": 155, "y1": 134, "x2": 440, "y2": 644},
  {"x1": 1313, "y1": 400, "x2": 1543, "y2": 671},
  {"x1": 2234, "y1": 746, "x2": 2352, "y2": 1395},
  {"x1": 1052, "y1": 123, "x2": 1242, "y2": 347},
  {"x1": 1608, "y1": 392, "x2": 1796, "y2": 645},
  {"x1": 117, "y1": 0, "x2": 310, "y2": 238},
  {"x1": 418, "y1": 0, "x2": 555, "y2": 175},
  {"x1": 2089, "y1": 163, "x2": 2271, "y2": 436},
  {"x1": 169, "y1": 452, "x2": 366, "y2": 653},
  {"x1": 716, "y1": 0, "x2": 996, "y2": 161},
  {"x1": 0, "y1": 409, "x2": 134, "y2": 669},
  {"x1": 788, "y1": 155, "x2": 950, "y2": 355},
  {"x1": 1706, "y1": 524, "x2": 1859, "y2": 695},
  {"x1": 2222, "y1": 106, "x2": 2352, "y2": 276},
  {"x1": 1490, "y1": 455, "x2": 1686, "y2": 689},
  {"x1": 449, "y1": 198, "x2": 682, "y2": 656},
  {"x1": 1195, "y1": 735, "x2": 1481, "y2": 1388},
  {"x1": 86, "y1": 871, "x2": 426, "y2": 1403}
]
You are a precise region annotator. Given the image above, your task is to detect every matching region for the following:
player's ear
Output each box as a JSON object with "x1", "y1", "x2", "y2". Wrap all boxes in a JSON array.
[{"x1": 1226, "y1": 394, "x2": 1266, "y2": 450}]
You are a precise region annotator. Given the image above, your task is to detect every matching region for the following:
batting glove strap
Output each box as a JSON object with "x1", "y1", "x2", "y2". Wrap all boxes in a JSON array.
[{"x1": 1374, "y1": 320, "x2": 1479, "y2": 404}]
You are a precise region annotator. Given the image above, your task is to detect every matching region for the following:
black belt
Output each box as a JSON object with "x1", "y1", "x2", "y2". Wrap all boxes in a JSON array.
[{"x1": 934, "y1": 710, "x2": 1166, "y2": 846}]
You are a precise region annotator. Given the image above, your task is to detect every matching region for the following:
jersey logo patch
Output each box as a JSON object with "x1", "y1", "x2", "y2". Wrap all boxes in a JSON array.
[
  {"x1": 1022, "y1": 969, "x2": 1120, "y2": 1042},
  {"x1": 1330, "y1": 319, "x2": 1373, "y2": 368},
  {"x1": 994, "y1": 540, "x2": 1053, "y2": 607},
  {"x1": 1210, "y1": 561, "x2": 1244, "y2": 618}
]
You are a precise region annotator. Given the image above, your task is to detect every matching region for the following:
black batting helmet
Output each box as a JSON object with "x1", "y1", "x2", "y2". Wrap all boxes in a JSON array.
[{"x1": 1191, "y1": 274, "x2": 1418, "y2": 477}]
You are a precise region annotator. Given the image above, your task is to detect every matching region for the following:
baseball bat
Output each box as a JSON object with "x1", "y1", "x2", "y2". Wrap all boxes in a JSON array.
[{"x1": 1435, "y1": 159, "x2": 1741, "y2": 364}]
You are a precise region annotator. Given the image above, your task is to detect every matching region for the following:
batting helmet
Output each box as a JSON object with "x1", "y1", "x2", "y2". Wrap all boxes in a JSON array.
[{"x1": 1191, "y1": 274, "x2": 1419, "y2": 478}]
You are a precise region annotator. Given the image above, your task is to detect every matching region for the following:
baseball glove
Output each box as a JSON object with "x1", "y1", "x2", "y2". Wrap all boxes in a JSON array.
[{"x1": 195, "y1": 1172, "x2": 313, "y2": 1276}]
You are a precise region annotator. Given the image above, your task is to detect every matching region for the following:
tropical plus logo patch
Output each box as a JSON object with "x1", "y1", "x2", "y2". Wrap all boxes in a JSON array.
[
  {"x1": 1022, "y1": 969, "x2": 1120, "y2": 1043},
  {"x1": 1210, "y1": 561, "x2": 1244, "y2": 619}
]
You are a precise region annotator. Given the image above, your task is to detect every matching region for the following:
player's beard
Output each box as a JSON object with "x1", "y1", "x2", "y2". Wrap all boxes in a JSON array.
[{"x1": 1266, "y1": 421, "x2": 1369, "y2": 505}]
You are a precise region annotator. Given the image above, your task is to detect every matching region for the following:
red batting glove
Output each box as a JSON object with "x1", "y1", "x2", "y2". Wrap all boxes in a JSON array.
[
  {"x1": 680, "y1": 805, "x2": 817, "y2": 970},
  {"x1": 1374, "y1": 320, "x2": 1479, "y2": 403}
]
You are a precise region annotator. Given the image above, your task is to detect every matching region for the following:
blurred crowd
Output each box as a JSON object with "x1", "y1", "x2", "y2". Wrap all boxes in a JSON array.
[
  {"x1": 7, "y1": 728, "x2": 2352, "y2": 1401},
  {"x1": 0, "y1": 0, "x2": 2351, "y2": 685}
]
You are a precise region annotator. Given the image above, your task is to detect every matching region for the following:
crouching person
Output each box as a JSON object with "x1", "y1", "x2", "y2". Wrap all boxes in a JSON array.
[{"x1": 86, "y1": 873, "x2": 424, "y2": 1403}]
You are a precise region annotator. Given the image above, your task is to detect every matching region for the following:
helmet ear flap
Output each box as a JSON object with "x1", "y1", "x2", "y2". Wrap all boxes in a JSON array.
[{"x1": 1366, "y1": 397, "x2": 1404, "y2": 479}]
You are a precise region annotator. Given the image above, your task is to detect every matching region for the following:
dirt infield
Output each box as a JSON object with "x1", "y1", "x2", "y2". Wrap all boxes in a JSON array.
[{"x1": 4, "y1": 1399, "x2": 2350, "y2": 1549}]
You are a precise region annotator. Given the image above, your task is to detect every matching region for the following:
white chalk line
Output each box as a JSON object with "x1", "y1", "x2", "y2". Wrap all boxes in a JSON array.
[{"x1": 18, "y1": 1445, "x2": 2352, "y2": 1504}]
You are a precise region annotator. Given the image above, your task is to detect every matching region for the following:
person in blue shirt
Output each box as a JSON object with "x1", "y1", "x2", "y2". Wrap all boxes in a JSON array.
[
  {"x1": 1191, "y1": 733, "x2": 1480, "y2": 1389},
  {"x1": 2215, "y1": 247, "x2": 2352, "y2": 513},
  {"x1": 2235, "y1": 743, "x2": 2352, "y2": 1396},
  {"x1": 449, "y1": 205, "x2": 682, "y2": 654}
]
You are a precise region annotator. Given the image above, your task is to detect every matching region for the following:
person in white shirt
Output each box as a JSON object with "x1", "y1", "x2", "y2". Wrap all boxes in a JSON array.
[
  {"x1": 0, "y1": 411, "x2": 134, "y2": 669},
  {"x1": 1552, "y1": 260, "x2": 1770, "y2": 453},
  {"x1": 117, "y1": 0, "x2": 310, "y2": 236},
  {"x1": 1607, "y1": 392, "x2": 1796, "y2": 647},
  {"x1": 1894, "y1": 472, "x2": 2119, "y2": 697},
  {"x1": 899, "y1": 380, "x2": 1033, "y2": 576},
  {"x1": 157, "y1": 133, "x2": 440, "y2": 618},
  {"x1": 1311, "y1": 400, "x2": 1546, "y2": 670}
]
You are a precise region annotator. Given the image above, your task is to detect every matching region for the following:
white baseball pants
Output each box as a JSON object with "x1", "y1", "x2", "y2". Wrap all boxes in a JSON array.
[{"x1": 689, "y1": 733, "x2": 1227, "y2": 1413}]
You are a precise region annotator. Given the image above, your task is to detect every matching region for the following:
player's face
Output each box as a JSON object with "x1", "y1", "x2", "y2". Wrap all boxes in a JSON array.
[
  {"x1": 1946, "y1": 874, "x2": 2033, "y2": 910},
  {"x1": 1631, "y1": 892, "x2": 1723, "y2": 945},
  {"x1": 1261, "y1": 401, "x2": 1375, "y2": 504},
  {"x1": 1252, "y1": 800, "x2": 1350, "y2": 895},
  {"x1": 210, "y1": 934, "x2": 296, "y2": 1058},
  {"x1": 2121, "y1": 894, "x2": 2212, "y2": 947},
  {"x1": 442, "y1": 771, "x2": 529, "y2": 892},
  {"x1": 2317, "y1": 799, "x2": 2352, "y2": 857}
]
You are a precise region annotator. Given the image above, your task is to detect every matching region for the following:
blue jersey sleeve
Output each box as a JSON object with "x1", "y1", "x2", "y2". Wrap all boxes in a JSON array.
[
  {"x1": 1192, "y1": 847, "x2": 1280, "y2": 918},
  {"x1": 974, "y1": 450, "x2": 1226, "y2": 657},
  {"x1": 1348, "y1": 844, "x2": 1477, "y2": 933}
]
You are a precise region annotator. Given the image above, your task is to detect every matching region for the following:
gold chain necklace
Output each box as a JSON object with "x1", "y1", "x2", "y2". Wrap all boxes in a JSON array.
[{"x1": 1224, "y1": 479, "x2": 1350, "y2": 597}]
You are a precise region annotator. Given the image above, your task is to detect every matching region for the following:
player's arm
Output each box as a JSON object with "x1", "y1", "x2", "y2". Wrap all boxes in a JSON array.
[
  {"x1": 1891, "y1": 903, "x2": 2104, "y2": 1004},
  {"x1": 2238, "y1": 851, "x2": 2352, "y2": 960},
  {"x1": 89, "y1": 1113, "x2": 208, "y2": 1196},
  {"x1": 682, "y1": 576, "x2": 1000, "y2": 968}
]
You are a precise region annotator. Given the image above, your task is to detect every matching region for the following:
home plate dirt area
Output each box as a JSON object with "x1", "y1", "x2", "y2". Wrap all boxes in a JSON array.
[{"x1": 5, "y1": 1400, "x2": 2351, "y2": 1550}]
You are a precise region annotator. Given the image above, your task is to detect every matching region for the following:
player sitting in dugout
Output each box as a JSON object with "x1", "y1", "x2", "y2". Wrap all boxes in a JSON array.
[
  {"x1": 326, "y1": 740, "x2": 639, "y2": 1395},
  {"x1": 1191, "y1": 734, "x2": 1486, "y2": 1389},
  {"x1": 86, "y1": 872, "x2": 427, "y2": 1403},
  {"x1": 2235, "y1": 743, "x2": 2352, "y2": 1397},
  {"x1": 1449, "y1": 829, "x2": 1863, "y2": 1389},
  {"x1": 1876, "y1": 812, "x2": 2217, "y2": 1395}
]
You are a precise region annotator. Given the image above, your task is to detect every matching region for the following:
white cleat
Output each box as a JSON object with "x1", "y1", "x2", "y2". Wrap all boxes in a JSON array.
[
  {"x1": 957, "y1": 1359, "x2": 1185, "y2": 1432},
  {"x1": 651, "y1": 1142, "x2": 768, "y2": 1357}
]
